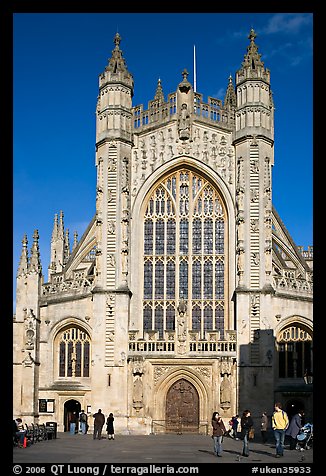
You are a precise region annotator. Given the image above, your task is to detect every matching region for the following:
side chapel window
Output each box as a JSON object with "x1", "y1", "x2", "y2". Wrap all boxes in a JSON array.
[
  {"x1": 143, "y1": 168, "x2": 227, "y2": 339},
  {"x1": 59, "y1": 327, "x2": 90, "y2": 377},
  {"x1": 277, "y1": 325, "x2": 313, "y2": 378}
]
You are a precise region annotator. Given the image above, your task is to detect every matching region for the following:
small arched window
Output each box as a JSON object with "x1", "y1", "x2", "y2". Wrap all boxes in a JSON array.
[
  {"x1": 276, "y1": 324, "x2": 313, "y2": 379},
  {"x1": 58, "y1": 327, "x2": 91, "y2": 377}
]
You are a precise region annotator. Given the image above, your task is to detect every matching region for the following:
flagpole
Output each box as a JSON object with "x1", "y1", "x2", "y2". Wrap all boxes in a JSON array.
[{"x1": 193, "y1": 45, "x2": 197, "y2": 93}]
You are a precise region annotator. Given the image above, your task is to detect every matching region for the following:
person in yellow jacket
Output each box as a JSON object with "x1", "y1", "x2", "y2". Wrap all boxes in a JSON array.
[{"x1": 271, "y1": 402, "x2": 289, "y2": 457}]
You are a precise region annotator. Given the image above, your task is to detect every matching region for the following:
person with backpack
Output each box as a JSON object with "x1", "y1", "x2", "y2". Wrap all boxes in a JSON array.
[
  {"x1": 230, "y1": 415, "x2": 240, "y2": 440},
  {"x1": 79, "y1": 409, "x2": 88, "y2": 434},
  {"x1": 271, "y1": 402, "x2": 289, "y2": 458}
]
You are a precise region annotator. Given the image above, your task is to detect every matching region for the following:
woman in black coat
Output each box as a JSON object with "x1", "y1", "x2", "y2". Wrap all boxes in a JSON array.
[
  {"x1": 106, "y1": 413, "x2": 115, "y2": 440},
  {"x1": 240, "y1": 410, "x2": 254, "y2": 457}
]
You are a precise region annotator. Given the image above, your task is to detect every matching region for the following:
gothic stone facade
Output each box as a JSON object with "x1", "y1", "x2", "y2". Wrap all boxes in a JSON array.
[{"x1": 14, "y1": 31, "x2": 313, "y2": 434}]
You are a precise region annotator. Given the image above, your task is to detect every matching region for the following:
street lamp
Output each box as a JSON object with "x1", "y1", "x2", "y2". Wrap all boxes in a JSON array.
[{"x1": 303, "y1": 370, "x2": 313, "y2": 385}]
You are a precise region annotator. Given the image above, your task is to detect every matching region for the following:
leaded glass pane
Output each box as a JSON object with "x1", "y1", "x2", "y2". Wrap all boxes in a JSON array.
[
  {"x1": 166, "y1": 219, "x2": 176, "y2": 254},
  {"x1": 143, "y1": 306, "x2": 152, "y2": 331},
  {"x1": 166, "y1": 260, "x2": 175, "y2": 299},
  {"x1": 83, "y1": 341, "x2": 90, "y2": 377},
  {"x1": 215, "y1": 304, "x2": 224, "y2": 337},
  {"x1": 215, "y1": 261, "x2": 224, "y2": 299},
  {"x1": 215, "y1": 220, "x2": 224, "y2": 254},
  {"x1": 180, "y1": 219, "x2": 188, "y2": 254},
  {"x1": 67, "y1": 342, "x2": 73, "y2": 377},
  {"x1": 192, "y1": 218, "x2": 202, "y2": 254},
  {"x1": 166, "y1": 304, "x2": 175, "y2": 330},
  {"x1": 155, "y1": 260, "x2": 164, "y2": 299},
  {"x1": 155, "y1": 306, "x2": 164, "y2": 339},
  {"x1": 155, "y1": 220, "x2": 165, "y2": 255},
  {"x1": 179, "y1": 260, "x2": 188, "y2": 298},
  {"x1": 75, "y1": 341, "x2": 82, "y2": 377},
  {"x1": 204, "y1": 219, "x2": 213, "y2": 254},
  {"x1": 144, "y1": 261, "x2": 153, "y2": 299},
  {"x1": 192, "y1": 305, "x2": 201, "y2": 330},
  {"x1": 204, "y1": 260, "x2": 213, "y2": 298},
  {"x1": 59, "y1": 342, "x2": 65, "y2": 377},
  {"x1": 204, "y1": 305, "x2": 213, "y2": 331},
  {"x1": 144, "y1": 220, "x2": 153, "y2": 255},
  {"x1": 192, "y1": 260, "x2": 201, "y2": 299}
]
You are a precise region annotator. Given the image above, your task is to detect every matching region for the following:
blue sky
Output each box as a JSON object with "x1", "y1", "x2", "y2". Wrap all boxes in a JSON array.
[{"x1": 13, "y1": 12, "x2": 313, "y2": 308}]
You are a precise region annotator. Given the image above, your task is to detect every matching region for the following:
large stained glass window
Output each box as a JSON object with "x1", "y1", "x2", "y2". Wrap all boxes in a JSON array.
[{"x1": 143, "y1": 169, "x2": 226, "y2": 339}]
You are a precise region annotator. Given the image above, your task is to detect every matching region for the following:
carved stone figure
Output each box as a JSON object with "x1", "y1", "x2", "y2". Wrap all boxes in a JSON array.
[
  {"x1": 178, "y1": 103, "x2": 191, "y2": 140},
  {"x1": 220, "y1": 375, "x2": 231, "y2": 406}
]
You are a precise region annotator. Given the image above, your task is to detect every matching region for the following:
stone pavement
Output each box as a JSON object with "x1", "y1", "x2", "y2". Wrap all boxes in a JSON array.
[{"x1": 13, "y1": 432, "x2": 313, "y2": 465}]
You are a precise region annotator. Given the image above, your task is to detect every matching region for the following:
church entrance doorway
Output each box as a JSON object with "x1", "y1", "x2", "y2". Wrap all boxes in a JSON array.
[
  {"x1": 63, "y1": 399, "x2": 81, "y2": 432},
  {"x1": 165, "y1": 378, "x2": 199, "y2": 433}
]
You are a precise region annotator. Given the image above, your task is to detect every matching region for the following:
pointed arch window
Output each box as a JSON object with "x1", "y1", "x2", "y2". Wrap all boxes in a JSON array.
[
  {"x1": 142, "y1": 168, "x2": 227, "y2": 339},
  {"x1": 276, "y1": 324, "x2": 313, "y2": 379},
  {"x1": 58, "y1": 327, "x2": 91, "y2": 377}
]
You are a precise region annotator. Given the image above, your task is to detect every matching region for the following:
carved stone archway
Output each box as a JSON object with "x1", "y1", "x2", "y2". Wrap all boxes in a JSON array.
[{"x1": 165, "y1": 378, "x2": 199, "y2": 433}]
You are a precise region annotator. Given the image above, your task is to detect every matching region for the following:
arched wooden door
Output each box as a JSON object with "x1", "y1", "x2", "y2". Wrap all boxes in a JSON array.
[{"x1": 165, "y1": 378, "x2": 199, "y2": 433}]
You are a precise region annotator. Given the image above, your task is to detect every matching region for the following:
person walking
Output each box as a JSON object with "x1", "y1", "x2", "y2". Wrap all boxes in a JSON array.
[
  {"x1": 79, "y1": 409, "x2": 88, "y2": 434},
  {"x1": 93, "y1": 409, "x2": 105, "y2": 440},
  {"x1": 271, "y1": 402, "x2": 289, "y2": 458},
  {"x1": 240, "y1": 409, "x2": 254, "y2": 457},
  {"x1": 13, "y1": 418, "x2": 27, "y2": 447},
  {"x1": 69, "y1": 412, "x2": 78, "y2": 435},
  {"x1": 286, "y1": 410, "x2": 304, "y2": 450},
  {"x1": 106, "y1": 412, "x2": 115, "y2": 440},
  {"x1": 230, "y1": 415, "x2": 240, "y2": 440},
  {"x1": 260, "y1": 411, "x2": 269, "y2": 444},
  {"x1": 211, "y1": 411, "x2": 226, "y2": 457}
]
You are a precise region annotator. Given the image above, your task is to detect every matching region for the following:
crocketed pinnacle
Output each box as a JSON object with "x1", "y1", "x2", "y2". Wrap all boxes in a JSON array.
[
  {"x1": 17, "y1": 234, "x2": 29, "y2": 276},
  {"x1": 224, "y1": 75, "x2": 237, "y2": 108},
  {"x1": 29, "y1": 229, "x2": 42, "y2": 274},
  {"x1": 106, "y1": 32, "x2": 129, "y2": 74},
  {"x1": 154, "y1": 78, "x2": 164, "y2": 103},
  {"x1": 242, "y1": 28, "x2": 264, "y2": 69}
]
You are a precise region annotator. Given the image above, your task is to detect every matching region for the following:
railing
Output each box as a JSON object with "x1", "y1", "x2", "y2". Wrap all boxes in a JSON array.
[
  {"x1": 273, "y1": 275, "x2": 313, "y2": 295},
  {"x1": 128, "y1": 330, "x2": 236, "y2": 355},
  {"x1": 42, "y1": 276, "x2": 95, "y2": 297},
  {"x1": 132, "y1": 93, "x2": 234, "y2": 132},
  {"x1": 151, "y1": 419, "x2": 209, "y2": 435}
]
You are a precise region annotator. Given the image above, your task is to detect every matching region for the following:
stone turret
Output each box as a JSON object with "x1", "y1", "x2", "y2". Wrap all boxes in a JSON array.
[
  {"x1": 235, "y1": 28, "x2": 274, "y2": 142},
  {"x1": 14, "y1": 230, "x2": 42, "y2": 421}
]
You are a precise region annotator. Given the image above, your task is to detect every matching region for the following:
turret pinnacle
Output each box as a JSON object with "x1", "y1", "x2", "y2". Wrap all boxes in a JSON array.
[
  {"x1": 72, "y1": 231, "x2": 78, "y2": 251},
  {"x1": 29, "y1": 229, "x2": 42, "y2": 274},
  {"x1": 49, "y1": 210, "x2": 66, "y2": 278},
  {"x1": 236, "y1": 28, "x2": 270, "y2": 86},
  {"x1": 154, "y1": 78, "x2": 164, "y2": 103},
  {"x1": 51, "y1": 213, "x2": 58, "y2": 242},
  {"x1": 243, "y1": 28, "x2": 264, "y2": 70},
  {"x1": 17, "y1": 234, "x2": 29, "y2": 276},
  {"x1": 106, "y1": 32, "x2": 130, "y2": 74},
  {"x1": 64, "y1": 229, "x2": 70, "y2": 264},
  {"x1": 224, "y1": 75, "x2": 237, "y2": 109}
]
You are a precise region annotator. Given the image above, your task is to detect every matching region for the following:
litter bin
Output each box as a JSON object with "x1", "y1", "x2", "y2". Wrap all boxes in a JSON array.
[{"x1": 45, "y1": 422, "x2": 57, "y2": 439}]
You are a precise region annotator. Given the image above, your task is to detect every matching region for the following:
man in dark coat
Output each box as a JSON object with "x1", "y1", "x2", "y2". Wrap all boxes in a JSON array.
[
  {"x1": 92, "y1": 409, "x2": 105, "y2": 440},
  {"x1": 286, "y1": 411, "x2": 304, "y2": 450}
]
